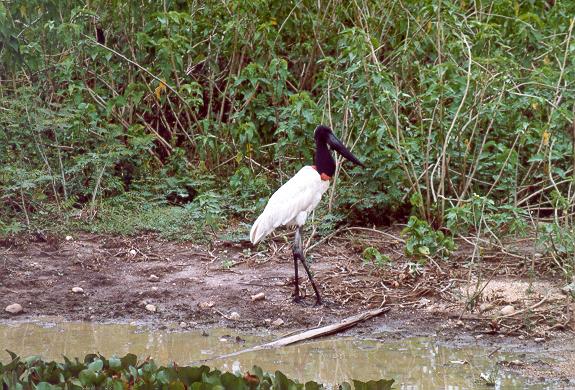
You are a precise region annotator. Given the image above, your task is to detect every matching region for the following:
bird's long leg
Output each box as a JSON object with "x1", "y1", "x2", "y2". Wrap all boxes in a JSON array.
[
  {"x1": 294, "y1": 226, "x2": 322, "y2": 305},
  {"x1": 292, "y1": 227, "x2": 301, "y2": 302}
]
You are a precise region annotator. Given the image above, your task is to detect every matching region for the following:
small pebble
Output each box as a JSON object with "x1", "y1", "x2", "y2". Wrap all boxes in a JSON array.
[
  {"x1": 479, "y1": 302, "x2": 493, "y2": 312},
  {"x1": 71, "y1": 287, "x2": 84, "y2": 294},
  {"x1": 180, "y1": 322, "x2": 187, "y2": 328},
  {"x1": 148, "y1": 274, "x2": 160, "y2": 282},
  {"x1": 229, "y1": 312, "x2": 240, "y2": 320},
  {"x1": 151, "y1": 286, "x2": 158, "y2": 291},
  {"x1": 271, "y1": 318, "x2": 285, "y2": 327},
  {"x1": 264, "y1": 318, "x2": 272, "y2": 326},
  {"x1": 145, "y1": 304, "x2": 157, "y2": 312},
  {"x1": 534, "y1": 337, "x2": 545, "y2": 343},
  {"x1": 65, "y1": 235, "x2": 73, "y2": 241},
  {"x1": 251, "y1": 292, "x2": 265, "y2": 302},
  {"x1": 518, "y1": 335, "x2": 525, "y2": 340},
  {"x1": 500, "y1": 305, "x2": 515, "y2": 316},
  {"x1": 562, "y1": 282, "x2": 575, "y2": 295},
  {"x1": 129, "y1": 249, "x2": 137, "y2": 256},
  {"x1": 199, "y1": 301, "x2": 214, "y2": 309},
  {"x1": 5, "y1": 303, "x2": 23, "y2": 314}
]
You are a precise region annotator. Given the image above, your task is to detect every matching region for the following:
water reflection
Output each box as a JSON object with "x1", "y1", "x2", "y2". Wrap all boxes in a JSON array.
[{"x1": 0, "y1": 321, "x2": 552, "y2": 389}]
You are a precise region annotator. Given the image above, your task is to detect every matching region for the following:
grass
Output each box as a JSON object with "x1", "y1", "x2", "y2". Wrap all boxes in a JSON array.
[{"x1": 11, "y1": 192, "x2": 234, "y2": 243}]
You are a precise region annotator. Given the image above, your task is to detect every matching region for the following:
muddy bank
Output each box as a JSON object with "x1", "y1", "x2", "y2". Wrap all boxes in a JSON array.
[{"x1": 1, "y1": 232, "x2": 574, "y2": 382}]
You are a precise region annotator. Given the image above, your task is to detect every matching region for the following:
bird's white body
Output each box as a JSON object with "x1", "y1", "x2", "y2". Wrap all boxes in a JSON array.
[{"x1": 250, "y1": 166, "x2": 330, "y2": 244}]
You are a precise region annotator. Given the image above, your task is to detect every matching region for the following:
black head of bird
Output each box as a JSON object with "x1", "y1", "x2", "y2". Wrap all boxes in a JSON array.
[{"x1": 313, "y1": 125, "x2": 365, "y2": 177}]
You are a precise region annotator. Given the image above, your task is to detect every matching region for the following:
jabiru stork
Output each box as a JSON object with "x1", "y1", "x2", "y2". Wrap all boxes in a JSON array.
[{"x1": 250, "y1": 125, "x2": 364, "y2": 304}]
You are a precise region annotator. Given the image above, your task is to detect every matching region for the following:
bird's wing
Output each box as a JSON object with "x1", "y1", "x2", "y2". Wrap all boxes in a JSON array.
[{"x1": 250, "y1": 166, "x2": 326, "y2": 244}]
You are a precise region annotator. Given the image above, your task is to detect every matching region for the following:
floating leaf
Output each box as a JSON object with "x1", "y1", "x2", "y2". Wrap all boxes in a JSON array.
[
  {"x1": 108, "y1": 356, "x2": 121, "y2": 369},
  {"x1": 79, "y1": 368, "x2": 97, "y2": 385},
  {"x1": 87, "y1": 359, "x2": 104, "y2": 372}
]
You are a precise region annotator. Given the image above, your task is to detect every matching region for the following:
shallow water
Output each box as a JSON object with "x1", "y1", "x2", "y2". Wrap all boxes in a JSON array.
[{"x1": 0, "y1": 320, "x2": 556, "y2": 389}]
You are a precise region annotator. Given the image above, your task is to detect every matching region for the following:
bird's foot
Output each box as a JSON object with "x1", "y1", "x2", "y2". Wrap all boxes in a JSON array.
[
  {"x1": 292, "y1": 289, "x2": 305, "y2": 303},
  {"x1": 292, "y1": 296, "x2": 329, "y2": 307}
]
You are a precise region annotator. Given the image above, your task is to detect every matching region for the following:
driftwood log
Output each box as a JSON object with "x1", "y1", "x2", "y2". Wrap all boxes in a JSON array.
[{"x1": 197, "y1": 307, "x2": 390, "y2": 364}]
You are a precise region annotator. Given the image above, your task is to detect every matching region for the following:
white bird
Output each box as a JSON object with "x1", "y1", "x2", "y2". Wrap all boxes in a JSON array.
[{"x1": 250, "y1": 125, "x2": 364, "y2": 304}]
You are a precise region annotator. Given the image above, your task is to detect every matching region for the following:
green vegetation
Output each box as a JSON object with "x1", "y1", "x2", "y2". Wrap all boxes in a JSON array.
[
  {"x1": 1, "y1": 1, "x2": 575, "y2": 269},
  {"x1": 0, "y1": 352, "x2": 394, "y2": 389},
  {"x1": 362, "y1": 246, "x2": 391, "y2": 268},
  {"x1": 402, "y1": 216, "x2": 455, "y2": 260}
]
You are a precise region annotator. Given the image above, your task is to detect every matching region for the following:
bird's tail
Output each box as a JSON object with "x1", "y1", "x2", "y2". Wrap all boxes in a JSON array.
[{"x1": 250, "y1": 212, "x2": 272, "y2": 245}]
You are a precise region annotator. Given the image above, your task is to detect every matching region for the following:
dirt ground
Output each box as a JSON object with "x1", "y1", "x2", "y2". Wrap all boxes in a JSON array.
[{"x1": 1, "y1": 230, "x2": 574, "y2": 383}]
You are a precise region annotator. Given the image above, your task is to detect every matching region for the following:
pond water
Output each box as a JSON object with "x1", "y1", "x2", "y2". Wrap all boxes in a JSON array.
[{"x1": 0, "y1": 320, "x2": 558, "y2": 389}]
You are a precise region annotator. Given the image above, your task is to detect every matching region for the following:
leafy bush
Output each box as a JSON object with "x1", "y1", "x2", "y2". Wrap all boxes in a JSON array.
[
  {"x1": 538, "y1": 223, "x2": 575, "y2": 277},
  {"x1": 362, "y1": 247, "x2": 391, "y2": 268},
  {"x1": 445, "y1": 194, "x2": 529, "y2": 237},
  {"x1": 402, "y1": 216, "x2": 455, "y2": 260},
  {"x1": 2, "y1": 0, "x2": 575, "y2": 239},
  {"x1": 0, "y1": 352, "x2": 394, "y2": 390}
]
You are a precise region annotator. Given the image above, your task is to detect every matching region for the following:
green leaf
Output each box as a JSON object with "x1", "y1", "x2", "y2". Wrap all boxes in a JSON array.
[
  {"x1": 220, "y1": 372, "x2": 245, "y2": 390},
  {"x1": 35, "y1": 383, "x2": 60, "y2": 390},
  {"x1": 108, "y1": 356, "x2": 121, "y2": 369},
  {"x1": 112, "y1": 380, "x2": 124, "y2": 390},
  {"x1": 79, "y1": 369, "x2": 97, "y2": 385},
  {"x1": 87, "y1": 359, "x2": 103, "y2": 372},
  {"x1": 168, "y1": 381, "x2": 186, "y2": 390},
  {"x1": 121, "y1": 353, "x2": 138, "y2": 369},
  {"x1": 304, "y1": 381, "x2": 323, "y2": 390},
  {"x1": 418, "y1": 246, "x2": 430, "y2": 256},
  {"x1": 527, "y1": 154, "x2": 544, "y2": 163},
  {"x1": 352, "y1": 379, "x2": 394, "y2": 390}
]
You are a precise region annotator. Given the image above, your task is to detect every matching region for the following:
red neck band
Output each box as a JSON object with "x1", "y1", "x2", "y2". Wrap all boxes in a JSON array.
[{"x1": 311, "y1": 165, "x2": 331, "y2": 181}]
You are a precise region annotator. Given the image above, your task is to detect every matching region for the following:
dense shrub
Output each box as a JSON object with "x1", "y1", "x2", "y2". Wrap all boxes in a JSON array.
[{"x1": 1, "y1": 1, "x2": 575, "y2": 241}]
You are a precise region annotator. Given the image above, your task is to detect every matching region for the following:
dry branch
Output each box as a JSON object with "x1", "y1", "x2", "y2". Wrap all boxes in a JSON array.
[
  {"x1": 197, "y1": 307, "x2": 389, "y2": 363},
  {"x1": 263, "y1": 307, "x2": 389, "y2": 347}
]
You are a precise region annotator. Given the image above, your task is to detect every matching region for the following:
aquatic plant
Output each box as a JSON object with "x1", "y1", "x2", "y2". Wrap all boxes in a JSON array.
[{"x1": 0, "y1": 351, "x2": 394, "y2": 389}]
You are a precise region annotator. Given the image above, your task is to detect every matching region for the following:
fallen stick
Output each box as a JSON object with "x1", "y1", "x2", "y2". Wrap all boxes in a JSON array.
[
  {"x1": 195, "y1": 307, "x2": 390, "y2": 364},
  {"x1": 263, "y1": 307, "x2": 390, "y2": 348}
]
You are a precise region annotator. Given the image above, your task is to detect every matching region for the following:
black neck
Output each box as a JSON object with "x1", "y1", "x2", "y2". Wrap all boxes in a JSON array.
[{"x1": 314, "y1": 141, "x2": 336, "y2": 176}]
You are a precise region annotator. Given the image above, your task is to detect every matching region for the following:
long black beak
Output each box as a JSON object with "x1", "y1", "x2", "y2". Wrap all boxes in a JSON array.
[{"x1": 327, "y1": 133, "x2": 365, "y2": 167}]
